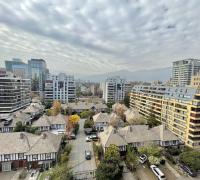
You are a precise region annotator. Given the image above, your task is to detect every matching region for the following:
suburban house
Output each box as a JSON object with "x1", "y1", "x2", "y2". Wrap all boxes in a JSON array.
[
  {"x1": 93, "y1": 112, "x2": 110, "y2": 131},
  {"x1": 0, "y1": 112, "x2": 32, "y2": 133},
  {"x1": 0, "y1": 132, "x2": 62, "y2": 171},
  {"x1": 32, "y1": 114, "x2": 67, "y2": 133},
  {"x1": 62, "y1": 102, "x2": 107, "y2": 113},
  {"x1": 99, "y1": 125, "x2": 181, "y2": 153},
  {"x1": 23, "y1": 103, "x2": 44, "y2": 120}
]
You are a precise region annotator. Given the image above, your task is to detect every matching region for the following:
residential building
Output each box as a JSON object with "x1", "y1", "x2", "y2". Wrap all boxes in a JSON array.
[
  {"x1": 28, "y1": 59, "x2": 48, "y2": 96},
  {"x1": 0, "y1": 132, "x2": 62, "y2": 171},
  {"x1": 62, "y1": 102, "x2": 107, "y2": 113},
  {"x1": 99, "y1": 125, "x2": 180, "y2": 153},
  {"x1": 32, "y1": 114, "x2": 66, "y2": 133},
  {"x1": 130, "y1": 85, "x2": 200, "y2": 150},
  {"x1": 171, "y1": 59, "x2": 200, "y2": 86},
  {"x1": 45, "y1": 73, "x2": 76, "y2": 103},
  {"x1": 5, "y1": 58, "x2": 28, "y2": 78},
  {"x1": 102, "y1": 76, "x2": 131, "y2": 103},
  {"x1": 93, "y1": 112, "x2": 110, "y2": 131},
  {"x1": 0, "y1": 74, "x2": 31, "y2": 114},
  {"x1": 191, "y1": 72, "x2": 200, "y2": 87}
]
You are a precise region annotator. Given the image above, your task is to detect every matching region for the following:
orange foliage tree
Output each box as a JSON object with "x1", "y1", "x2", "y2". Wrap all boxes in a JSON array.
[{"x1": 51, "y1": 100, "x2": 61, "y2": 116}]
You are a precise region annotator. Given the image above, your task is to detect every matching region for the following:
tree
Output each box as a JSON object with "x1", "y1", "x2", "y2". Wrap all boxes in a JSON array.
[
  {"x1": 148, "y1": 156, "x2": 161, "y2": 165},
  {"x1": 14, "y1": 121, "x2": 25, "y2": 132},
  {"x1": 73, "y1": 123, "x2": 79, "y2": 135},
  {"x1": 80, "y1": 110, "x2": 93, "y2": 118},
  {"x1": 84, "y1": 119, "x2": 94, "y2": 128},
  {"x1": 179, "y1": 150, "x2": 200, "y2": 171},
  {"x1": 105, "y1": 144, "x2": 120, "y2": 163},
  {"x1": 44, "y1": 100, "x2": 52, "y2": 109},
  {"x1": 125, "y1": 146, "x2": 138, "y2": 170},
  {"x1": 52, "y1": 100, "x2": 61, "y2": 116},
  {"x1": 124, "y1": 94, "x2": 130, "y2": 108},
  {"x1": 147, "y1": 112, "x2": 161, "y2": 128},
  {"x1": 68, "y1": 114, "x2": 80, "y2": 125},
  {"x1": 96, "y1": 160, "x2": 121, "y2": 180},
  {"x1": 138, "y1": 145, "x2": 162, "y2": 158}
]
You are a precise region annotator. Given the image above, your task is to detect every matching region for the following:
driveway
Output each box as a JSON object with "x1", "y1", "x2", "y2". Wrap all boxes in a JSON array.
[
  {"x1": 0, "y1": 169, "x2": 23, "y2": 180},
  {"x1": 69, "y1": 119, "x2": 96, "y2": 179}
]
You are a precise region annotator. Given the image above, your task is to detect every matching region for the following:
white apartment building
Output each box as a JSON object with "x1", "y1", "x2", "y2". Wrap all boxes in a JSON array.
[
  {"x1": 102, "y1": 76, "x2": 130, "y2": 103},
  {"x1": 0, "y1": 73, "x2": 31, "y2": 113},
  {"x1": 45, "y1": 73, "x2": 76, "y2": 103},
  {"x1": 171, "y1": 59, "x2": 200, "y2": 86}
]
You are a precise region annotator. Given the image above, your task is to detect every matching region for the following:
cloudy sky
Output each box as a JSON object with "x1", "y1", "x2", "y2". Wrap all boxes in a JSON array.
[{"x1": 0, "y1": 0, "x2": 200, "y2": 75}]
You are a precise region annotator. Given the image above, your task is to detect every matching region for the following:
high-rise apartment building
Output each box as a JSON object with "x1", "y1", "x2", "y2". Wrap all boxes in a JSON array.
[
  {"x1": 171, "y1": 59, "x2": 200, "y2": 86},
  {"x1": 0, "y1": 73, "x2": 31, "y2": 114},
  {"x1": 28, "y1": 59, "x2": 48, "y2": 96},
  {"x1": 5, "y1": 58, "x2": 28, "y2": 78},
  {"x1": 130, "y1": 85, "x2": 200, "y2": 150},
  {"x1": 45, "y1": 73, "x2": 76, "y2": 103},
  {"x1": 102, "y1": 76, "x2": 130, "y2": 103}
]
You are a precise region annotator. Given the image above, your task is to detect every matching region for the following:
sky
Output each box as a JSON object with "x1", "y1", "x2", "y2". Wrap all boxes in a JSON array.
[{"x1": 0, "y1": 0, "x2": 200, "y2": 75}]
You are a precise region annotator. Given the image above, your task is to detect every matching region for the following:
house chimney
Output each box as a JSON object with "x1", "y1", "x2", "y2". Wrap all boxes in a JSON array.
[{"x1": 20, "y1": 133, "x2": 24, "y2": 139}]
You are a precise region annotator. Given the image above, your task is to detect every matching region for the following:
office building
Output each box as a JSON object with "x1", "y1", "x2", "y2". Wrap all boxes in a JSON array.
[
  {"x1": 45, "y1": 73, "x2": 76, "y2": 103},
  {"x1": 102, "y1": 76, "x2": 130, "y2": 103},
  {"x1": 0, "y1": 73, "x2": 31, "y2": 114},
  {"x1": 28, "y1": 59, "x2": 48, "y2": 96},
  {"x1": 191, "y1": 72, "x2": 200, "y2": 87},
  {"x1": 5, "y1": 58, "x2": 28, "y2": 78},
  {"x1": 130, "y1": 85, "x2": 200, "y2": 150},
  {"x1": 171, "y1": 59, "x2": 200, "y2": 86}
]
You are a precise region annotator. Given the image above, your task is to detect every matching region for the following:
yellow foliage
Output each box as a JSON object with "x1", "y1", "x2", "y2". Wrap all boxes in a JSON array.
[
  {"x1": 52, "y1": 100, "x2": 61, "y2": 116},
  {"x1": 69, "y1": 114, "x2": 80, "y2": 124}
]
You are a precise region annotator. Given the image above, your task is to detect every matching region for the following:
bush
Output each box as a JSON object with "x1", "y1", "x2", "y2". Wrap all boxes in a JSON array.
[
  {"x1": 138, "y1": 145, "x2": 162, "y2": 158},
  {"x1": 73, "y1": 123, "x2": 79, "y2": 135},
  {"x1": 165, "y1": 152, "x2": 176, "y2": 164},
  {"x1": 64, "y1": 144, "x2": 72, "y2": 155},
  {"x1": 166, "y1": 147, "x2": 182, "y2": 156},
  {"x1": 93, "y1": 143, "x2": 103, "y2": 160},
  {"x1": 84, "y1": 119, "x2": 94, "y2": 128}
]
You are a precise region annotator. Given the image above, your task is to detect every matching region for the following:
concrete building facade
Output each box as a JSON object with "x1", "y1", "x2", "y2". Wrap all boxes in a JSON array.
[
  {"x1": 171, "y1": 59, "x2": 200, "y2": 86},
  {"x1": 102, "y1": 76, "x2": 130, "y2": 103},
  {"x1": 45, "y1": 73, "x2": 76, "y2": 103},
  {"x1": 130, "y1": 85, "x2": 200, "y2": 150},
  {"x1": 0, "y1": 74, "x2": 31, "y2": 114}
]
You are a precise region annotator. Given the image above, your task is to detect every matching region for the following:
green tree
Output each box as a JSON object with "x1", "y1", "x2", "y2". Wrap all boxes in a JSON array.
[
  {"x1": 125, "y1": 146, "x2": 138, "y2": 170},
  {"x1": 80, "y1": 110, "x2": 93, "y2": 118},
  {"x1": 13, "y1": 121, "x2": 25, "y2": 132},
  {"x1": 84, "y1": 119, "x2": 94, "y2": 128},
  {"x1": 147, "y1": 112, "x2": 161, "y2": 128},
  {"x1": 138, "y1": 145, "x2": 162, "y2": 158},
  {"x1": 44, "y1": 100, "x2": 52, "y2": 109},
  {"x1": 73, "y1": 123, "x2": 79, "y2": 135},
  {"x1": 104, "y1": 144, "x2": 120, "y2": 163},
  {"x1": 179, "y1": 150, "x2": 200, "y2": 171},
  {"x1": 96, "y1": 160, "x2": 122, "y2": 180},
  {"x1": 124, "y1": 94, "x2": 130, "y2": 108}
]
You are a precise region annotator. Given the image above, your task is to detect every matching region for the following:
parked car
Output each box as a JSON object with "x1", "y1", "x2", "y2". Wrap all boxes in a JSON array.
[
  {"x1": 90, "y1": 134, "x2": 98, "y2": 141},
  {"x1": 85, "y1": 150, "x2": 92, "y2": 160},
  {"x1": 139, "y1": 154, "x2": 148, "y2": 164},
  {"x1": 86, "y1": 136, "x2": 92, "y2": 142},
  {"x1": 150, "y1": 165, "x2": 166, "y2": 180},
  {"x1": 179, "y1": 164, "x2": 197, "y2": 177}
]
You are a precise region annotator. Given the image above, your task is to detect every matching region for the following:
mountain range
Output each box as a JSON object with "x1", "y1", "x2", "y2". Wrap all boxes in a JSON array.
[{"x1": 78, "y1": 67, "x2": 172, "y2": 82}]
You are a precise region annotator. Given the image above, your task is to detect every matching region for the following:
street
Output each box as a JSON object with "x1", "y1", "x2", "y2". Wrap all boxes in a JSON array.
[{"x1": 69, "y1": 119, "x2": 97, "y2": 179}]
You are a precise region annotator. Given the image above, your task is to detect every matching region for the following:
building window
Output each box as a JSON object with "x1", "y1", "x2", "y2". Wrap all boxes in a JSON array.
[
  {"x1": 18, "y1": 153, "x2": 24, "y2": 159},
  {"x1": 45, "y1": 153, "x2": 51, "y2": 159},
  {"x1": 4, "y1": 154, "x2": 10, "y2": 160},
  {"x1": 32, "y1": 155, "x2": 37, "y2": 159}
]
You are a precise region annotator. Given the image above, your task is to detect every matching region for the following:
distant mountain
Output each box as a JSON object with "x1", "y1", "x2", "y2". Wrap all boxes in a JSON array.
[{"x1": 79, "y1": 67, "x2": 171, "y2": 82}]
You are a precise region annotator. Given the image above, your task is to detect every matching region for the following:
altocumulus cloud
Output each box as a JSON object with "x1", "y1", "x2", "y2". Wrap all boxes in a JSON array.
[{"x1": 0, "y1": 0, "x2": 200, "y2": 75}]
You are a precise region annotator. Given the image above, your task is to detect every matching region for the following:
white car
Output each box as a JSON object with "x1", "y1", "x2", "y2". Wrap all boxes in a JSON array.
[
  {"x1": 150, "y1": 165, "x2": 166, "y2": 180},
  {"x1": 86, "y1": 136, "x2": 91, "y2": 142},
  {"x1": 139, "y1": 154, "x2": 148, "y2": 164}
]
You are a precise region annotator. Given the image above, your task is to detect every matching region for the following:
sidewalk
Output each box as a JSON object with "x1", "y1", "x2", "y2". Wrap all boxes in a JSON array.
[{"x1": 122, "y1": 162, "x2": 136, "y2": 180}]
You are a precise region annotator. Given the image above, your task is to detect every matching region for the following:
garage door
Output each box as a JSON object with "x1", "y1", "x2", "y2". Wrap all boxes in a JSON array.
[{"x1": 2, "y1": 162, "x2": 11, "y2": 172}]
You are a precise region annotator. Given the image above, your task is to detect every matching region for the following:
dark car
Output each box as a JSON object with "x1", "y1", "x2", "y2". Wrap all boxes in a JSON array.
[
  {"x1": 179, "y1": 164, "x2": 197, "y2": 177},
  {"x1": 85, "y1": 150, "x2": 92, "y2": 160}
]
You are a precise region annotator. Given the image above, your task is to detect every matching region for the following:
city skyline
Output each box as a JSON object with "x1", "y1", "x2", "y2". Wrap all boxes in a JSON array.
[{"x1": 0, "y1": 0, "x2": 200, "y2": 75}]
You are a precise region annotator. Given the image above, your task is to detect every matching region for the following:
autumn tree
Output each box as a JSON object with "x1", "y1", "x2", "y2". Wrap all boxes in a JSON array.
[
  {"x1": 68, "y1": 114, "x2": 80, "y2": 125},
  {"x1": 52, "y1": 100, "x2": 61, "y2": 116}
]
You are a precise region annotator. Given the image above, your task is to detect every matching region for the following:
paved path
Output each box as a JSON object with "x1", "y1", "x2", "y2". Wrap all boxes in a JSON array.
[
  {"x1": 69, "y1": 119, "x2": 96, "y2": 179},
  {"x1": 122, "y1": 164, "x2": 136, "y2": 180}
]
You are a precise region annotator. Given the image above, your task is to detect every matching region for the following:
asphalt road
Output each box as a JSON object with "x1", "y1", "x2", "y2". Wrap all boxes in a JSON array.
[{"x1": 69, "y1": 119, "x2": 96, "y2": 178}]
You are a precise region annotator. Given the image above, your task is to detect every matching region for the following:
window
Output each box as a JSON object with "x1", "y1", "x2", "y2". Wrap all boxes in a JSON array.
[
  {"x1": 45, "y1": 153, "x2": 51, "y2": 159},
  {"x1": 4, "y1": 154, "x2": 10, "y2": 160},
  {"x1": 32, "y1": 155, "x2": 37, "y2": 159},
  {"x1": 18, "y1": 153, "x2": 24, "y2": 159}
]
